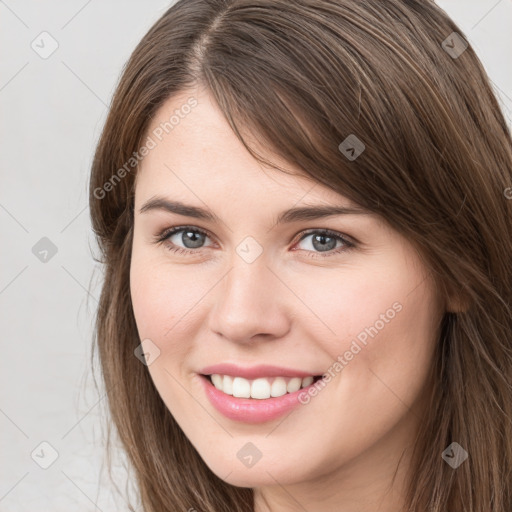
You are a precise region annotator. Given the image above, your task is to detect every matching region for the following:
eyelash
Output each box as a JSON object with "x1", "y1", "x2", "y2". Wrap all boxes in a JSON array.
[{"x1": 153, "y1": 225, "x2": 356, "y2": 259}]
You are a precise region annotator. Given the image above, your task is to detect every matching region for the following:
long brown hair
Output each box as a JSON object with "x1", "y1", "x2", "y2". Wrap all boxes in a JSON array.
[{"x1": 88, "y1": 1, "x2": 512, "y2": 510}]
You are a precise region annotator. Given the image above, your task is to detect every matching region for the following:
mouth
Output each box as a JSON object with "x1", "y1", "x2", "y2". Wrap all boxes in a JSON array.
[
  {"x1": 198, "y1": 372, "x2": 324, "y2": 424},
  {"x1": 200, "y1": 373, "x2": 323, "y2": 400}
]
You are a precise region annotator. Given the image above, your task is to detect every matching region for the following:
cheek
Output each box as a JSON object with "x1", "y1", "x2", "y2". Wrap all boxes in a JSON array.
[
  {"x1": 296, "y1": 254, "x2": 439, "y2": 383},
  {"x1": 327, "y1": 269, "x2": 440, "y2": 412},
  {"x1": 130, "y1": 253, "x2": 200, "y2": 338},
  {"x1": 129, "y1": 258, "x2": 202, "y2": 408},
  {"x1": 129, "y1": 256, "x2": 220, "y2": 378},
  {"x1": 289, "y1": 260, "x2": 407, "y2": 350}
]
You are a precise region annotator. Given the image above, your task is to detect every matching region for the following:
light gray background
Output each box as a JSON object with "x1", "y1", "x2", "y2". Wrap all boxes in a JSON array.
[{"x1": 1, "y1": 1, "x2": 511, "y2": 511}]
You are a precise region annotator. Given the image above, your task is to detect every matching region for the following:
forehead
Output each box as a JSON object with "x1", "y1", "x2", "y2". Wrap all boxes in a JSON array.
[{"x1": 135, "y1": 88, "x2": 359, "y2": 210}]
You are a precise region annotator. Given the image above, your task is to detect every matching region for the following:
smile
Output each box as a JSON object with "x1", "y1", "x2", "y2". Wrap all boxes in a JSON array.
[
  {"x1": 199, "y1": 372, "x2": 324, "y2": 424},
  {"x1": 206, "y1": 374, "x2": 322, "y2": 399}
]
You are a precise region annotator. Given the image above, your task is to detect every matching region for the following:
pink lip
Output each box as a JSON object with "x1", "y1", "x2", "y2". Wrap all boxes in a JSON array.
[
  {"x1": 199, "y1": 374, "x2": 318, "y2": 424},
  {"x1": 199, "y1": 363, "x2": 319, "y2": 380}
]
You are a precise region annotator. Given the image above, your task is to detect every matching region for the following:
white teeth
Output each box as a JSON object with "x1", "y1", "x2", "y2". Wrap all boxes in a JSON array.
[
  {"x1": 211, "y1": 374, "x2": 223, "y2": 389},
  {"x1": 209, "y1": 374, "x2": 317, "y2": 399},
  {"x1": 301, "y1": 376, "x2": 314, "y2": 388},
  {"x1": 223, "y1": 375, "x2": 233, "y2": 395},
  {"x1": 232, "y1": 377, "x2": 251, "y2": 398},
  {"x1": 286, "y1": 377, "x2": 302, "y2": 393},
  {"x1": 271, "y1": 377, "x2": 287, "y2": 397},
  {"x1": 251, "y1": 378, "x2": 271, "y2": 399}
]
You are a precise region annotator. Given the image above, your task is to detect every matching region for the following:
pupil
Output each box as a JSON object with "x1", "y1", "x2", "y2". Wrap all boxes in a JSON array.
[
  {"x1": 312, "y1": 234, "x2": 336, "y2": 252},
  {"x1": 183, "y1": 231, "x2": 204, "y2": 249}
]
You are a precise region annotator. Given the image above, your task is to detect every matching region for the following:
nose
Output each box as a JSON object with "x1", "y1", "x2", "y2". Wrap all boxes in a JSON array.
[{"x1": 208, "y1": 254, "x2": 291, "y2": 344}]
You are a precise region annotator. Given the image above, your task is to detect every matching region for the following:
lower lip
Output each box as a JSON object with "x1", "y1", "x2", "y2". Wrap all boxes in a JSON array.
[{"x1": 199, "y1": 374, "x2": 317, "y2": 424}]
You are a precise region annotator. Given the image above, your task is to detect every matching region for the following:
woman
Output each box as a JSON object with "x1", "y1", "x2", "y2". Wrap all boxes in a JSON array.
[{"x1": 88, "y1": 1, "x2": 512, "y2": 510}]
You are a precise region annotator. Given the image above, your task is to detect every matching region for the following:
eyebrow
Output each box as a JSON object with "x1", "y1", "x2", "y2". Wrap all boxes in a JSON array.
[{"x1": 138, "y1": 196, "x2": 371, "y2": 224}]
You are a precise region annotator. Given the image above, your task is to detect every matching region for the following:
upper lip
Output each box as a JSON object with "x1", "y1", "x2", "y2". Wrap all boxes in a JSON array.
[{"x1": 199, "y1": 363, "x2": 321, "y2": 380}]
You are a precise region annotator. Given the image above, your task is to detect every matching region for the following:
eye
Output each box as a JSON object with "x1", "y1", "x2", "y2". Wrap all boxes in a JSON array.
[
  {"x1": 154, "y1": 226, "x2": 214, "y2": 255},
  {"x1": 292, "y1": 229, "x2": 355, "y2": 258},
  {"x1": 153, "y1": 226, "x2": 356, "y2": 258}
]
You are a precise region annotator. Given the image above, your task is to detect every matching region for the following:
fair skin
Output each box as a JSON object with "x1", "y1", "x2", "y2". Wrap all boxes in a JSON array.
[{"x1": 130, "y1": 85, "x2": 450, "y2": 512}]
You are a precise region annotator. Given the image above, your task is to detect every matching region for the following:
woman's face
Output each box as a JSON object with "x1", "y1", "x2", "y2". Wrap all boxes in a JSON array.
[{"x1": 130, "y1": 86, "x2": 445, "y2": 505}]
